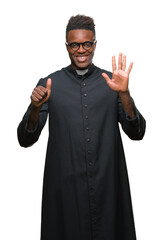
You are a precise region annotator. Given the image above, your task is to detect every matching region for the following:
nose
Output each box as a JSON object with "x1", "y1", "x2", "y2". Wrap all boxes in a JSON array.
[{"x1": 77, "y1": 43, "x2": 86, "y2": 53}]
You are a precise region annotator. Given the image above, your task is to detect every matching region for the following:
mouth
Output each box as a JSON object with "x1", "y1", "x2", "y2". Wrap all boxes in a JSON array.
[{"x1": 75, "y1": 55, "x2": 89, "y2": 63}]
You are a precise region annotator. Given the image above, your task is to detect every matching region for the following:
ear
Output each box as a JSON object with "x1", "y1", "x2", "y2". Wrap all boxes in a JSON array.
[
  {"x1": 94, "y1": 40, "x2": 97, "y2": 49},
  {"x1": 65, "y1": 42, "x2": 68, "y2": 50}
]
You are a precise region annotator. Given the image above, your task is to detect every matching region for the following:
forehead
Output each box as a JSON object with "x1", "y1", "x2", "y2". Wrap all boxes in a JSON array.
[{"x1": 67, "y1": 29, "x2": 94, "y2": 42}]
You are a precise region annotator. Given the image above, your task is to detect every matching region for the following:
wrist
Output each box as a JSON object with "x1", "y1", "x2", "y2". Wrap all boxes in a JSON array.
[
  {"x1": 31, "y1": 103, "x2": 42, "y2": 113},
  {"x1": 118, "y1": 89, "x2": 129, "y2": 96},
  {"x1": 118, "y1": 90, "x2": 135, "y2": 118}
]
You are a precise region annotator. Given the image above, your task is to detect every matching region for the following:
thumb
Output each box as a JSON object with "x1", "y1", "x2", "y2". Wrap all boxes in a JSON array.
[
  {"x1": 101, "y1": 73, "x2": 111, "y2": 84},
  {"x1": 46, "y1": 78, "x2": 52, "y2": 91},
  {"x1": 102, "y1": 73, "x2": 116, "y2": 90},
  {"x1": 46, "y1": 78, "x2": 52, "y2": 100}
]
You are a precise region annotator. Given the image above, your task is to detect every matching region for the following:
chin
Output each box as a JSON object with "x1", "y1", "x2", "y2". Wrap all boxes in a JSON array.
[{"x1": 73, "y1": 61, "x2": 92, "y2": 70}]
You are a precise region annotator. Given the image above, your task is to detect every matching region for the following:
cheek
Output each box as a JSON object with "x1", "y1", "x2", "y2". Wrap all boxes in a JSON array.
[
  {"x1": 69, "y1": 54, "x2": 76, "y2": 64},
  {"x1": 68, "y1": 51, "x2": 75, "y2": 60},
  {"x1": 88, "y1": 51, "x2": 95, "y2": 61}
]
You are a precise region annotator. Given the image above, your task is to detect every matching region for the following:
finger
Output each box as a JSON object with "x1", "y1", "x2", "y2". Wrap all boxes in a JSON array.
[
  {"x1": 102, "y1": 73, "x2": 111, "y2": 82},
  {"x1": 112, "y1": 56, "x2": 116, "y2": 71},
  {"x1": 122, "y1": 55, "x2": 126, "y2": 71},
  {"x1": 102, "y1": 73, "x2": 120, "y2": 92},
  {"x1": 102, "y1": 73, "x2": 114, "y2": 89},
  {"x1": 31, "y1": 93, "x2": 41, "y2": 102},
  {"x1": 35, "y1": 87, "x2": 47, "y2": 97},
  {"x1": 127, "y1": 62, "x2": 133, "y2": 74},
  {"x1": 37, "y1": 85, "x2": 47, "y2": 92},
  {"x1": 44, "y1": 78, "x2": 52, "y2": 101},
  {"x1": 33, "y1": 90, "x2": 45, "y2": 100},
  {"x1": 46, "y1": 78, "x2": 52, "y2": 91},
  {"x1": 118, "y1": 53, "x2": 122, "y2": 70}
]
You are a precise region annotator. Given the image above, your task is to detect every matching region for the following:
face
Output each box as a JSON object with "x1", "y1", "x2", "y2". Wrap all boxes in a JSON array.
[{"x1": 66, "y1": 29, "x2": 96, "y2": 70}]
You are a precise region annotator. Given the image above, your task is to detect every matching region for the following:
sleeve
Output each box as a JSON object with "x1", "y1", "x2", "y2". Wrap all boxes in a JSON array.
[
  {"x1": 118, "y1": 96, "x2": 146, "y2": 140},
  {"x1": 17, "y1": 78, "x2": 48, "y2": 147}
]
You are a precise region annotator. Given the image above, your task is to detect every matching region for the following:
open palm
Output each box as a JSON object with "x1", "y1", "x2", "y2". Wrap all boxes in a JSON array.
[{"x1": 102, "y1": 53, "x2": 133, "y2": 93}]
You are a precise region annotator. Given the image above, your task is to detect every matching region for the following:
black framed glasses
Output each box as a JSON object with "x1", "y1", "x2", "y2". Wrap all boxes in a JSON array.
[{"x1": 66, "y1": 41, "x2": 96, "y2": 51}]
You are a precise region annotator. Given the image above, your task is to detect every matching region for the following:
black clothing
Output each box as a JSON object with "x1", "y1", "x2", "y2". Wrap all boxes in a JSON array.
[{"x1": 18, "y1": 64, "x2": 146, "y2": 240}]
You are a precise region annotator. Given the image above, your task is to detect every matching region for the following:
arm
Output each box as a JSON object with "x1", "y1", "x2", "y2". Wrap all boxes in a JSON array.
[
  {"x1": 118, "y1": 90, "x2": 135, "y2": 118},
  {"x1": 17, "y1": 78, "x2": 51, "y2": 147},
  {"x1": 118, "y1": 96, "x2": 146, "y2": 140},
  {"x1": 102, "y1": 53, "x2": 146, "y2": 140}
]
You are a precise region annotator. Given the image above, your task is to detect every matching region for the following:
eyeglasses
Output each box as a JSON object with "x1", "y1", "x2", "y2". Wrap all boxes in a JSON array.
[{"x1": 66, "y1": 41, "x2": 96, "y2": 51}]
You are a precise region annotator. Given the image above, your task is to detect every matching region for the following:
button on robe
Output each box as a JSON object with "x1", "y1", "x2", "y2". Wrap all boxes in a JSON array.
[{"x1": 17, "y1": 64, "x2": 146, "y2": 240}]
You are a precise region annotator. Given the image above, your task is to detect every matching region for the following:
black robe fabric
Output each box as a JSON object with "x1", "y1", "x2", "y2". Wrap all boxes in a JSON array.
[{"x1": 17, "y1": 64, "x2": 146, "y2": 240}]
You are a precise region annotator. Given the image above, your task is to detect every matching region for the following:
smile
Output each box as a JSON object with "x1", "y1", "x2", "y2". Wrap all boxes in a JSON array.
[{"x1": 76, "y1": 56, "x2": 89, "y2": 63}]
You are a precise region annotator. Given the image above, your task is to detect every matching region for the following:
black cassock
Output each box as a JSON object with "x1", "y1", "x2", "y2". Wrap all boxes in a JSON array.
[{"x1": 18, "y1": 64, "x2": 146, "y2": 240}]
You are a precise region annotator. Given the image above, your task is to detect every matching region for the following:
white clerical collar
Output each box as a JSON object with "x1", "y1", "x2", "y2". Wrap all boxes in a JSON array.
[{"x1": 76, "y1": 69, "x2": 88, "y2": 76}]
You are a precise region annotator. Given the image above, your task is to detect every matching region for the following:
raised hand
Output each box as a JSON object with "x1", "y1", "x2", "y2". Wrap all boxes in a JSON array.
[
  {"x1": 102, "y1": 53, "x2": 133, "y2": 93},
  {"x1": 31, "y1": 78, "x2": 52, "y2": 108}
]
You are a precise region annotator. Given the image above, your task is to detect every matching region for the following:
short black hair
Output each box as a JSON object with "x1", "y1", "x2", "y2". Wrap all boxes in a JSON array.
[{"x1": 66, "y1": 14, "x2": 95, "y2": 38}]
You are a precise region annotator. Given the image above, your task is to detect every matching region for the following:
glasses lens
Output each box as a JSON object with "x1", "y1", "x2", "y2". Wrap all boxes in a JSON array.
[
  {"x1": 70, "y1": 43, "x2": 79, "y2": 51},
  {"x1": 83, "y1": 42, "x2": 92, "y2": 50}
]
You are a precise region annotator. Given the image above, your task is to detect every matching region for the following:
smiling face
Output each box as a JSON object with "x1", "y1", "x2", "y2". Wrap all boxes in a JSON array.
[{"x1": 66, "y1": 29, "x2": 96, "y2": 70}]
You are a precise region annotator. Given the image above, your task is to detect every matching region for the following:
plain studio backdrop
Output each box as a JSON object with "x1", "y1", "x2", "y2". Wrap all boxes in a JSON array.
[{"x1": 0, "y1": 0, "x2": 162, "y2": 239}]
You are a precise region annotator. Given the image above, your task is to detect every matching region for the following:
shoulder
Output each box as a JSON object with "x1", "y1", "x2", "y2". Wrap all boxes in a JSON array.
[
  {"x1": 47, "y1": 68, "x2": 64, "y2": 80},
  {"x1": 37, "y1": 68, "x2": 65, "y2": 87}
]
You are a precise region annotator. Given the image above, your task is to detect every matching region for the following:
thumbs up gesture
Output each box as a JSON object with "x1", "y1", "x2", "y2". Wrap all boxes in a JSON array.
[{"x1": 31, "y1": 78, "x2": 52, "y2": 108}]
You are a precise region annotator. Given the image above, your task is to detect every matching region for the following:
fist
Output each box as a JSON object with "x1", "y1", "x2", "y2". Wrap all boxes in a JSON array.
[{"x1": 31, "y1": 78, "x2": 52, "y2": 108}]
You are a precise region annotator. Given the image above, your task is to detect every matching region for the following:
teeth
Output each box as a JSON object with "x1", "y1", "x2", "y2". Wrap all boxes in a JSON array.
[{"x1": 76, "y1": 56, "x2": 87, "y2": 62}]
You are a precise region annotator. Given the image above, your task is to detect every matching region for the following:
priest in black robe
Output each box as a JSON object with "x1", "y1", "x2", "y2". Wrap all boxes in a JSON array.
[{"x1": 17, "y1": 15, "x2": 146, "y2": 240}]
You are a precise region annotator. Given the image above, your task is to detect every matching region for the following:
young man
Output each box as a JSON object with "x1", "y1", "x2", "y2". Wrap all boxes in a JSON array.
[{"x1": 18, "y1": 15, "x2": 146, "y2": 240}]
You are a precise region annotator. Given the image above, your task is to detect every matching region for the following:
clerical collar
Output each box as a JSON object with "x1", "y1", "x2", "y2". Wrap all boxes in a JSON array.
[
  {"x1": 76, "y1": 69, "x2": 88, "y2": 76},
  {"x1": 65, "y1": 64, "x2": 96, "y2": 78}
]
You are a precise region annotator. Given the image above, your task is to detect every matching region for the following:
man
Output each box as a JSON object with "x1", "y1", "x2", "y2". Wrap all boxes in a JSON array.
[{"x1": 18, "y1": 15, "x2": 146, "y2": 240}]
